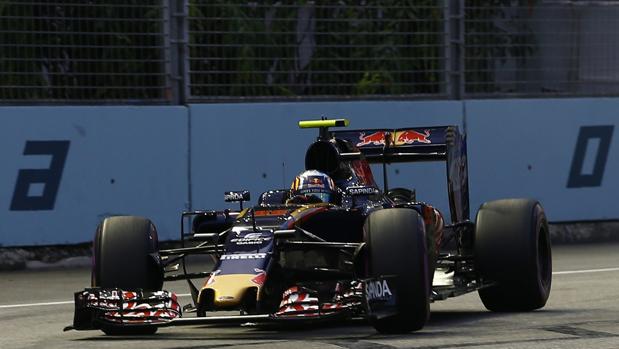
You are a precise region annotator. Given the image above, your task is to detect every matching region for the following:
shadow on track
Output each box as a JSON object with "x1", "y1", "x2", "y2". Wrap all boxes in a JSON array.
[{"x1": 72, "y1": 309, "x2": 580, "y2": 348}]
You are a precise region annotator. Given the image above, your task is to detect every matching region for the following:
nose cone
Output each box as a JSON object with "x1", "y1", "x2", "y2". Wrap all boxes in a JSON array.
[{"x1": 200, "y1": 274, "x2": 259, "y2": 308}]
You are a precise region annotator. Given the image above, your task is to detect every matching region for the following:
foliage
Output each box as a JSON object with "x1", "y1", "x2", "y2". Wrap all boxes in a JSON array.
[
  {"x1": 464, "y1": 0, "x2": 537, "y2": 93},
  {"x1": 0, "y1": 0, "x2": 538, "y2": 101},
  {"x1": 189, "y1": 0, "x2": 445, "y2": 98},
  {"x1": 0, "y1": 0, "x2": 165, "y2": 101}
]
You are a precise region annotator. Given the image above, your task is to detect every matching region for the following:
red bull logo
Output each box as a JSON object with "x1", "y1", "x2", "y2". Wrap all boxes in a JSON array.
[
  {"x1": 396, "y1": 129, "x2": 431, "y2": 144},
  {"x1": 356, "y1": 131, "x2": 386, "y2": 147},
  {"x1": 309, "y1": 177, "x2": 323, "y2": 185}
]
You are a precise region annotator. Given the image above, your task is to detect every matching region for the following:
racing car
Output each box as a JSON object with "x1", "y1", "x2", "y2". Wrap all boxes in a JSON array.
[{"x1": 66, "y1": 118, "x2": 552, "y2": 335}]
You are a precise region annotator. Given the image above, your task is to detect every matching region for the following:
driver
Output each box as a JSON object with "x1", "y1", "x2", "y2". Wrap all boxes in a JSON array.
[{"x1": 287, "y1": 170, "x2": 339, "y2": 205}]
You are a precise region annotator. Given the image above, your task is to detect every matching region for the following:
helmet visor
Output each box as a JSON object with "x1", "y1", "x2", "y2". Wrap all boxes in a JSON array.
[
  {"x1": 305, "y1": 192, "x2": 331, "y2": 203},
  {"x1": 298, "y1": 189, "x2": 332, "y2": 203}
]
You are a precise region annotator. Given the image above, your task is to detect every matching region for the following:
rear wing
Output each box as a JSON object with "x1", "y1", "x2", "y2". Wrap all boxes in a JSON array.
[
  {"x1": 333, "y1": 127, "x2": 448, "y2": 163},
  {"x1": 332, "y1": 126, "x2": 470, "y2": 223}
]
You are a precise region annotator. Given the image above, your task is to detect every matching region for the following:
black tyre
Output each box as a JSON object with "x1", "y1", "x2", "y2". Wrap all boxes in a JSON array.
[
  {"x1": 364, "y1": 208, "x2": 430, "y2": 333},
  {"x1": 93, "y1": 216, "x2": 163, "y2": 335},
  {"x1": 475, "y1": 199, "x2": 552, "y2": 311},
  {"x1": 387, "y1": 187, "x2": 416, "y2": 205}
]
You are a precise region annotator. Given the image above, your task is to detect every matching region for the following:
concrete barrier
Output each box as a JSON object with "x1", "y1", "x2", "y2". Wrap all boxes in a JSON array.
[
  {"x1": 1, "y1": 98, "x2": 617, "y2": 245},
  {"x1": 466, "y1": 98, "x2": 618, "y2": 221},
  {"x1": 0, "y1": 106, "x2": 188, "y2": 245}
]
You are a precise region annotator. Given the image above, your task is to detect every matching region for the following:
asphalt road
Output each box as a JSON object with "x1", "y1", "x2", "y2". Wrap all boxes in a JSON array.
[{"x1": 1, "y1": 243, "x2": 619, "y2": 349}]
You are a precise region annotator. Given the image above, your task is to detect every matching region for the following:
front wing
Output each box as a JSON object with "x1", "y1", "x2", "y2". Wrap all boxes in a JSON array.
[{"x1": 65, "y1": 277, "x2": 401, "y2": 331}]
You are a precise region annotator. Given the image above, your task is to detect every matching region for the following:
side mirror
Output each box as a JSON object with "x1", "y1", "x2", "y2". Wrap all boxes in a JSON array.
[{"x1": 224, "y1": 190, "x2": 251, "y2": 210}]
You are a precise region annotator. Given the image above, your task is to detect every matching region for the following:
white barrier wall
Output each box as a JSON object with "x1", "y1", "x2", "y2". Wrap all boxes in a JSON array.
[
  {"x1": 189, "y1": 101, "x2": 463, "y2": 217},
  {"x1": 0, "y1": 106, "x2": 188, "y2": 245},
  {"x1": 466, "y1": 98, "x2": 618, "y2": 221},
  {"x1": 1, "y1": 99, "x2": 617, "y2": 245}
]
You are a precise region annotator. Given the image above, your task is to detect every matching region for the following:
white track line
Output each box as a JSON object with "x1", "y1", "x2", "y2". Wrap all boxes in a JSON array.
[
  {"x1": 553, "y1": 267, "x2": 619, "y2": 275},
  {"x1": 0, "y1": 293, "x2": 192, "y2": 310},
  {"x1": 1, "y1": 267, "x2": 619, "y2": 310},
  {"x1": 0, "y1": 300, "x2": 74, "y2": 308}
]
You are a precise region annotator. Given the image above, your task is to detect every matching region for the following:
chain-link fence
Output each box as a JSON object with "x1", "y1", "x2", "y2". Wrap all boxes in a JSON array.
[
  {"x1": 0, "y1": 0, "x2": 169, "y2": 103},
  {"x1": 187, "y1": 1, "x2": 448, "y2": 100},
  {"x1": 465, "y1": 0, "x2": 619, "y2": 97},
  {"x1": 2, "y1": 0, "x2": 619, "y2": 103}
]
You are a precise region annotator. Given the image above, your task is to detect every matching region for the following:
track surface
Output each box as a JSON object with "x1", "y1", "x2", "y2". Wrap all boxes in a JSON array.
[{"x1": 1, "y1": 243, "x2": 619, "y2": 349}]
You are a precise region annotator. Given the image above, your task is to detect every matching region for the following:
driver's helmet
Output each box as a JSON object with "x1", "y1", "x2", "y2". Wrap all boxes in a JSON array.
[{"x1": 290, "y1": 170, "x2": 337, "y2": 204}]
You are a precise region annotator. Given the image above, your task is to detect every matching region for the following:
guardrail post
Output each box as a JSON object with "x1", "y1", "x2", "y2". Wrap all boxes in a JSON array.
[
  {"x1": 164, "y1": 0, "x2": 189, "y2": 105},
  {"x1": 445, "y1": 0, "x2": 465, "y2": 99}
]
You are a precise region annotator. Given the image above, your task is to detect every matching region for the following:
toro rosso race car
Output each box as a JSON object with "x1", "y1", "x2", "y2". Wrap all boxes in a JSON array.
[{"x1": 66, "y1": 119, "x2": 552, "y2": 335}]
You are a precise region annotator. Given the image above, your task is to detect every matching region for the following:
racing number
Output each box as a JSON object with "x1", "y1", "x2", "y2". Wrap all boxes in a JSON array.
[
  {"x1": 567, "y1": 126, "x2": 614, "y2": 188},
  {"x1": 10, "y1": 140, "x2": 70, "y2": 211}
]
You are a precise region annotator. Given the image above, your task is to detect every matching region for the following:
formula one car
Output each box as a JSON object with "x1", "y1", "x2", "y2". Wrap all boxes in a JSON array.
[{"x1": 66, "y1": 119, "x2": 552, "y2": 335}]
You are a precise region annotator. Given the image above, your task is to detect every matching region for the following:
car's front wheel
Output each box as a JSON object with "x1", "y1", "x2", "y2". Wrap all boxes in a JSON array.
[
  {"x1": 364, "y1": 208, "x2": 430, "y2": 333},
  {"x1": 92, "y1": 216, "x2": 163, "y2": 335}
]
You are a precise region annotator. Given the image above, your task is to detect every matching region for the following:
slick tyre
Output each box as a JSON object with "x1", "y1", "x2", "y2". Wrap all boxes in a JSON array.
[
  {"x1": 475, "y1": 199, "x2": 552, "y2": 311},
  {"x1": 364, "y1": 208, "x2": 430, "y2": 333},
  {"x1": 386, "y1": 187, "x2": 416, "y2": 205},
  {"x1": 93, "y1": 216, "x2": 163, "y2": 335}
]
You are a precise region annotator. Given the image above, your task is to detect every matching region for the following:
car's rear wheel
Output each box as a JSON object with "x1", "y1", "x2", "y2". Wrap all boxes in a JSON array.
[
  {"x1": 475, "y1": 199, "x2": 552, "y2": 311},
  {"x1": 93, "y1": 216, "x2": 163, "y2": 335},
  {"x1": 387, "y1": 187, "x2": 416, "y2": 205},
  {"x1": 364, "y1": 208, "x2": 430, "y2": 333}
]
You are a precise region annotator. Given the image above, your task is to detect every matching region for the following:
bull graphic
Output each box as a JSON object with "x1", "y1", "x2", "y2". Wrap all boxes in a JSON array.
[
  {"x1": 397, "y1": 130, "x2": 431, "y2": 144},
  {"x1": 356, "y1": 132, "x2": 386, "y2": 147}
]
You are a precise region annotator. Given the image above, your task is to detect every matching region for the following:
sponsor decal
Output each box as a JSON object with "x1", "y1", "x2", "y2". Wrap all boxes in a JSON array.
[
  {"x1": 239, "y1": 232, "x2": 263, "y2": 239},
  {"x1": 567, "y1": 125, "x2": 614, "y2": 188},
  {"x1": 230, "y1": 232, "x2": 272, "y2": 245},
  {"x1": 396, "y1": 129, "x2": 431, "y2": 144},
  {"x1": 254, "y1": 209, "x2": 289, "y2": 217},
  {"x1": 224, "y1": 191, "x2": 250, "y2": 202},
  {"x1": 365, "y1": 279, "x2": 393, "y2": 301},
  {"x1": 356, "y1": 131, "x2": 386, "y2": 147},
  {"x1": 309, "y1": 177, "x2": 323, "y2": 186},
  {"x1": 347, "y1": 186, "x2": 379, "y2": 195},
  {"x1": 225, "y1": 192, "x2": 244, "y2": 201},
  {"x1": 10, "y1": 140, "x2": 70, "y2": 211},
  {"x1": 299, "y1": 187, "x2": 327, "y2": 194},
  {"x1": 220, "y1": 253, "x2": 267, "y2": 260}
]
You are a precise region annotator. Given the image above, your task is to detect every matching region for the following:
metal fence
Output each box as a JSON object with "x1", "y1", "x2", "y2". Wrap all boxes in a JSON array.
[
  {"x1": 2, "y1": 0, "x2": 619, "y2": 103},
  {"x1": 464, "y1": 0, "x2": 619, "y2": 97},
  {"x1": 0, "y1": 0, "x2": 169, "y2": 103},
  {"x1": 187, "y1": 2, "x2": 449, "y2": 100}
]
